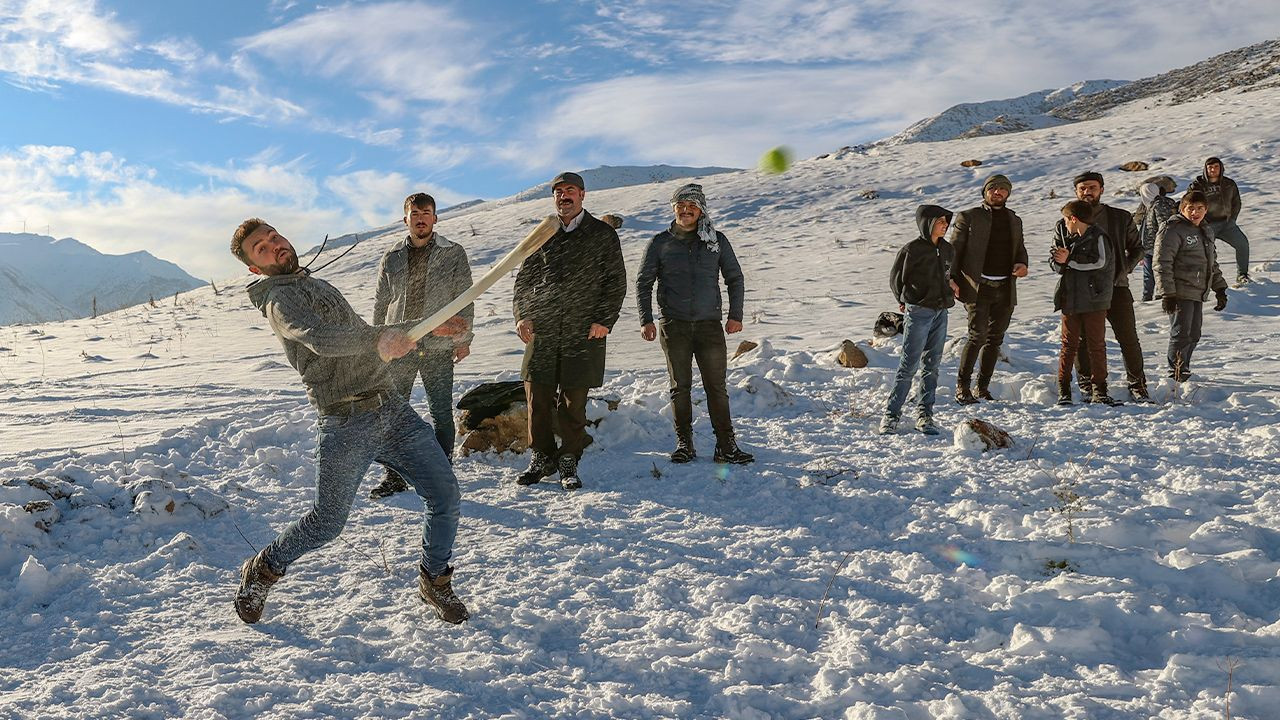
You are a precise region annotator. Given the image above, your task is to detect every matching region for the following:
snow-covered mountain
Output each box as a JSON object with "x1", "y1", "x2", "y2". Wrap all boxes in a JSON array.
[
  {"x1": 879, "y1": 80, "x2": 1128, "y2": 145},
  {"x1": 0, "y1": 233, "x2": 204, "y2": 326},
  {"x1": 3, "y1": 45, "x2": 1280, "y2": 720},
  {"x1": 1053, "y1": 37, "x2": 1280, "y2": 120}
]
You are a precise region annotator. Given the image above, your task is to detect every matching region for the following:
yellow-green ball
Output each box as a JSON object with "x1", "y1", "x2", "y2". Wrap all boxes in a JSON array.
[{"x1": 759, "y1": 146, "x2": 792, "y2": 174}]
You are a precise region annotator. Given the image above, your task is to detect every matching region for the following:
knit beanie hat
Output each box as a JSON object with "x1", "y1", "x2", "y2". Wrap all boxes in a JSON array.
[{"x1": 982, "y1": 174, "x2": 1012, "y2": 194}]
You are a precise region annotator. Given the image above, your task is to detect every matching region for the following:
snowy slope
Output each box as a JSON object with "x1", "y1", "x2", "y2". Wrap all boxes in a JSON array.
[
  {"x1": 0, "y1": 233, "x2": 205, "y2": 326},
  {"x1": 506, "y1": 164, "x2": 739, "y2": 205},
  {"x1": 879, "y1": 80, "x2": 1127, "y2": 145},
  {"x1": 2, "y1": 81, "x2": 1280, "y2": 719}
]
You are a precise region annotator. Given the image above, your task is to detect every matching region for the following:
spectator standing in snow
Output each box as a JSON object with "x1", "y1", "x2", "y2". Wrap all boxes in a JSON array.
[
  {"x1": 1153, "y1": 191, "x2": 1229, "y2": 381},
  {"x1": 1136, "y1": 177, "x2": 1179, "y2": 302},
  {"x1": 368, "y1": 192, "x2": 475, "y2": 499},
  {"x1": 229, "y1": 219, "x2": 469, "y2": 626},
  {"x1": 512, "y1": 172, "x2": 627, "y2": 490},
  {"x1": 1050, "y1": 200, "x2": 1119, "y2": 406},
  {"x1": 1189, "y1": 156, "x2": 1251, "y2": 285},
  {"x1": 1069, "y1": 172, "x2": 1150, "y2": 403},
  {"x1": 949, "y1": 174, "x2": 1029, "y2": 404},
  {"x1": 636, "y1": 183, "x2": 754, "y2": 464},
  {"x1": 879, "y1": 205, "x2": 958, "y2": 435}
]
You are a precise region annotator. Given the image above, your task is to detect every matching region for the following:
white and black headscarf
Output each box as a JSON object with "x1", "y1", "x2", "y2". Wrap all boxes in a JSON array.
[{"x1": 671, "y1": 183, "x2": 719, "y2": 253}]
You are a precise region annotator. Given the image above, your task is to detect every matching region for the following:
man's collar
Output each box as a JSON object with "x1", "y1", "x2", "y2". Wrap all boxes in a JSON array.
[{"x1": 560, "y1": 210, "x2": 586, "y2": 232}]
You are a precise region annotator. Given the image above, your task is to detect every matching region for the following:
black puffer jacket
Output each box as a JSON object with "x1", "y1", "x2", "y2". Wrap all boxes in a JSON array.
[
  {"x1": 636, "y1": 225, "x2": 745, "y2": 325},
  {"x1": 1154, "y1": 214, "x2": 1228, "y2": 301},
  {"x1": 889, "y1": 205, "x2": 955, "y2": 310},
  {"x1": 1050, "y1": 222, "x2": 1114, "y2": 315}
]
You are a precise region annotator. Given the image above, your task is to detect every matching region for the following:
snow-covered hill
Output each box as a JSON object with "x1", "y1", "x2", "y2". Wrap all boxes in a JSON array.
[
  {"x1": 506, "y1": 163, "x2": 738, "y2": 205},
  {"x1": 0, "y1": 233, "x2": 205, "y2": 326},
  {"x1": 879, "y1": 80, "x2": 1127, "y2": 145},
  {"x1": 1054, "y1": 37, "x2": 1280, "y2": 121},
  {"x1": 2, "y1": 72, "x2": 1280, "y2": 718}
]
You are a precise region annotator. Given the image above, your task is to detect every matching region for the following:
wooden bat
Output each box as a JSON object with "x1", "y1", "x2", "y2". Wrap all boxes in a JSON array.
[{"x1": 405, "y1": 214, "x2": 560, "y2": 344}]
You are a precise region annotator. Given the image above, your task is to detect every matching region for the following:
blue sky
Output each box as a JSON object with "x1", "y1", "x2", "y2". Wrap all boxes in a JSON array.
[{"x1": 3, "y1": 0, "x2": 1280, "y2": 279}]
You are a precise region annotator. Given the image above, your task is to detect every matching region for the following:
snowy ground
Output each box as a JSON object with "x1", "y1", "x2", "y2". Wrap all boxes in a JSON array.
[{"x1": 3, "y1": 86, "x2": 1280, "y2": 719}]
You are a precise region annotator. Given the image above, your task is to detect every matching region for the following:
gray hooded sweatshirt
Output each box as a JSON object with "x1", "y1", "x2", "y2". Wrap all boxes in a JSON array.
[{"x1": 248, "y1": 271, "x2": 399, "y2": 411}]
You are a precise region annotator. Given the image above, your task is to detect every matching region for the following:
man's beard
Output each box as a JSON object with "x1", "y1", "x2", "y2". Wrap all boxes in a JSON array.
[
  {"x1": 987, "y1": 198, "x2": 1006, "y2": 208},
  {"x1": 262, "y1": 249, "x2": 300, "y2": 275}
]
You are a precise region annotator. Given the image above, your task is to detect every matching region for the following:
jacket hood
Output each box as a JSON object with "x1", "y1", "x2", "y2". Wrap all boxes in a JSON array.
[
  {"x1": 914, "y1": 204, "x2": 953, "y2": 240},
  {"x1": 247, "y1": 271, "x2": 309, "y2": 316},
  {"x1": 1139, "y1": 183, "x2": 1161, "y2": 205},
  {"x1": 1204, "y1": 156, "x2": 1224, "y2": 178}
]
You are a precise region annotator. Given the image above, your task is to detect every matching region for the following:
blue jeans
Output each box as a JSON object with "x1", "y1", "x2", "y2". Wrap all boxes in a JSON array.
[
  {"x1": 885, "y1": 304, "x2": 949, "y2": 419},
  {"x1": 389, "y1": 349, "x2": 457, "y2": 455},
  {"x1": 1209, "y1": 220, "x2": 1249, "y2": 278},
  {"x1": 1141, "y1": 254, "x2": 1155, "y2": 301},
  {"x1": 263, "y1": 398, "x2": 460, "y2": 576}
]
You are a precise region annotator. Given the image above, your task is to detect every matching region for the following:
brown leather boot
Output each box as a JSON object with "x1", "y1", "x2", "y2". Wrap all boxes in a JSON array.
[
  {"x1": 418, "y1": 564, "x2": 470, "y2": 624},
  {"x1": 234, "y1": 549, "x2": 283, "y2": 624}
]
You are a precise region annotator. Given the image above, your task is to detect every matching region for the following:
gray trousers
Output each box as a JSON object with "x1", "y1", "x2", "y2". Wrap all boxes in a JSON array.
[
  {"x1": 389, "y1": 349, "x2": 456, "y2": 455},
  {"x1": 1167, "y1": 299, "x2": 1203, "y2": 380}
]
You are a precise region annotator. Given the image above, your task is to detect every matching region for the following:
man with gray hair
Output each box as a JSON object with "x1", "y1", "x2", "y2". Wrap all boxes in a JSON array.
[{"x1": 636, "y1": 183, "x2": 753, "y2": 464}]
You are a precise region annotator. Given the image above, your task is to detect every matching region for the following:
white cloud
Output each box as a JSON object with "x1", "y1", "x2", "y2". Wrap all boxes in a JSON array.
[
  {"x1": 237, "y1": 2, "x2": 483, "y2": 106},
  {"x1": 0, "y1": 144, "x2": 468, "y2": 281}
]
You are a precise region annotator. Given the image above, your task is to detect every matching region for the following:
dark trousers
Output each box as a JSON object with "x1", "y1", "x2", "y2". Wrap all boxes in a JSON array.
[
  {"x1": 658, "y1": 319, "x2": 733, "y2": 442},
  {"x1": 1059, "y1": 310, "x2": 1108, "y2": 392},
  {"x1": 1167, "y1": 299, "x2": 1204, "y2": 380},
  {"x1": 958, "y1": 280, "x2": 1014, "y2": 388},
  {"x1": 525, "y1": 382, "x2": 589, "y2": 460},
  {"x1": 1210, "y1": 220, "x2": 1249, "y2": 278},
  {"x1": 389, "y1": 349, "x2": 456, "y2": 455},
  {"x1": 1077, "y1": 286, "x2": 1147, "y2": 393}
]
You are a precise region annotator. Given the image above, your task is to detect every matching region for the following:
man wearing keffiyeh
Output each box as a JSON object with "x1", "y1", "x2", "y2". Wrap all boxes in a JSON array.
[{"x1": 636, "y1": 183, "x2": 755, "y2": 465}]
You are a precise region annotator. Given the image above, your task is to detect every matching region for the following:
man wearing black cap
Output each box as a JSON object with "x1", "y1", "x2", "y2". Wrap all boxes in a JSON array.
[
  {"x1": 1190, "y1": 157, "x2": 1250, "y2": 285},
  {"x1": 1070, "y1": 171, "x2": 1148, "y2": 402},
  {"x1": 949, "y1": 174, "x2": 1029, "y2": 404},
  {"x1": 512, "y1": 171, "x2": 627, "y2": 490}
]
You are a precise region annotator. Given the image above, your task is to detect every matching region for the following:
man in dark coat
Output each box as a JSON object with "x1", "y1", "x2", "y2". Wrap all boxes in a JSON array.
[
  {"x1": 1070, "y1": 172, "x2": 1149, "y2": 402},
  {"x1": 512, "y1": 171, "x2": 627, "y2": 490},
  {"x1": 1189, "y1": 156, "x2": 1250, "y2": 285},
  {"x1": 636, "y1": 183, "x2": 753, "y2": 464},
  {"x1": 949, "y1": 174, "x2": 1029, "y2": 404}
]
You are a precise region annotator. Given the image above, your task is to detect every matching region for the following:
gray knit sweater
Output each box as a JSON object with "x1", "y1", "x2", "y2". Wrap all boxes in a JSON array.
[{"x1": 248, "y1": 271, "x2": 399, "y2": 410}]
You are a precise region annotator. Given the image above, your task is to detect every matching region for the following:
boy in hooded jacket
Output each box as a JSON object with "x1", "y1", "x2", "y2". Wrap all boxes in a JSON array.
[
  {"x1": 1050, "y1": 200, "x2": 1119, "y2": 406},
  {"x1": 880, "y1": 205, "x2": 958, "y2": 435}
]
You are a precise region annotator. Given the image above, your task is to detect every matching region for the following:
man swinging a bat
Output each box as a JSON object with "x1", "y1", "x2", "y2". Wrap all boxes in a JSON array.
[
  {"x1": 229, "y1": 218, "x2": 470, "y2": 626},
  {"x1": 513, "y1": 171, "x2": 627, "y2": 490}
]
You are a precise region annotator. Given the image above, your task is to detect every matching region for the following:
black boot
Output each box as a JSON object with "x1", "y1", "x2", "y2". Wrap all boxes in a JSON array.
[
  {"x1": 669, "y1": 434, "x2": 696, "y2": 463},
  {"x1": 1090, "y1": 386, "x2": 1123, "y2": 407},
  {"x1": 976, "y1": 386, "x2": 995, "y2": 401},
  {"x1": 558, "y1": 454, "x2": 583, "y2": 490},
  {"x1": 418, "y1": 564, "x2": 469, "y2": 624},
  {"x1": 370, "y1": 467, "x2": 410, "y2": 499},
  {"x1": 713, "y1": 435, "x2": 754, "y2": 465},
  {"x1": 516, "y1": 450, "x2": 555, "y2": 486},
  {"x1": 1056, "y1": 380, "x2": 1073, "y2": 406}
]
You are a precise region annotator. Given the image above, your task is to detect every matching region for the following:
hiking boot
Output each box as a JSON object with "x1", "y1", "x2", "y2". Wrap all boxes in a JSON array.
[
  {"x1": 976, "y1": 386, "x2": 995, "y2": 401},
  {"x1": 1056, "y1": 381, "x2": 1074, "y2": 406},
  {"x1": 1129, "y1": 387, "x2": 1154, "y2": 404},
  {"x1": 1237, "y1": 273, "x2": 1252, "y2": 286},
  {"x1": 669, "y1": 436, "x2": 696, "y2": 463},
  {"x1": 1090, "y1": 389, "x2": 1123, "y2": 407},
  {"x1": 558, "y1": 454, "x2": 583, "y2": 490},
  {"x1": 915, "y1": 415, "x2": 940, "y2": 435},
  {"x1": 234, "y1": 549, "x2": 283, "y2": 624},
  {"x1": 955, "y1": 384, "x2": 979, "y2": 405},
  {"x1": 877, "y1": 415, "x2": 899, "y2": 435},
  {"x1": 713, "y1": 436, "x2": 755, "y2": 465},
  {"x1": 418, "y1": 564, "x2": 469, "y2": 624},
  {"x1": 369, "y1": 467, "x2": 410, "y2": 499},
  {"x1": 516, "y1": 451, "x2": 555, "y2": 486}
]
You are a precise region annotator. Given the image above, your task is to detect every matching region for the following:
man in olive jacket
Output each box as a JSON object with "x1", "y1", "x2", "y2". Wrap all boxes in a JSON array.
[
  {"x1": 1068, "y1": 172, "x2": 1149, "y2": 402},
  {"x1": 369, "y1": 192, "x2": 475, "y2": 498},
  {"x1": 512, "y1": 171, "x2": 627, "y2": 490},
  {"x1": 949, "y1": 174, "x2": 1029, "y2": 404}
]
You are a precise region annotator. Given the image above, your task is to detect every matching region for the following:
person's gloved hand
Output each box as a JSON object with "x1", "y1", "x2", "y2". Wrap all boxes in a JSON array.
[
  {"x1": 1162, "y1": 296, "x2": 1178, "y2": 315},
  {"x1": 1213, "y1": 289, "x2": 1228, "y2": 312}
]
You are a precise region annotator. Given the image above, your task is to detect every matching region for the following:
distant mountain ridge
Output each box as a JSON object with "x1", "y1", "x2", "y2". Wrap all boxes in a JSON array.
[
  {"x1": 879, "y1": 80, "x2": 1128, "y2": 146},
  {"x1": 0, "y1": 233, "x2": 204, "y2": 325}
]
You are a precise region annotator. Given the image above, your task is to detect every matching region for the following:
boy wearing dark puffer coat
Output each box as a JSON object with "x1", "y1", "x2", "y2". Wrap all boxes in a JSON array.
[{"x1": 1050, "y1": 200, "x2": 1118, "y2": 406}]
